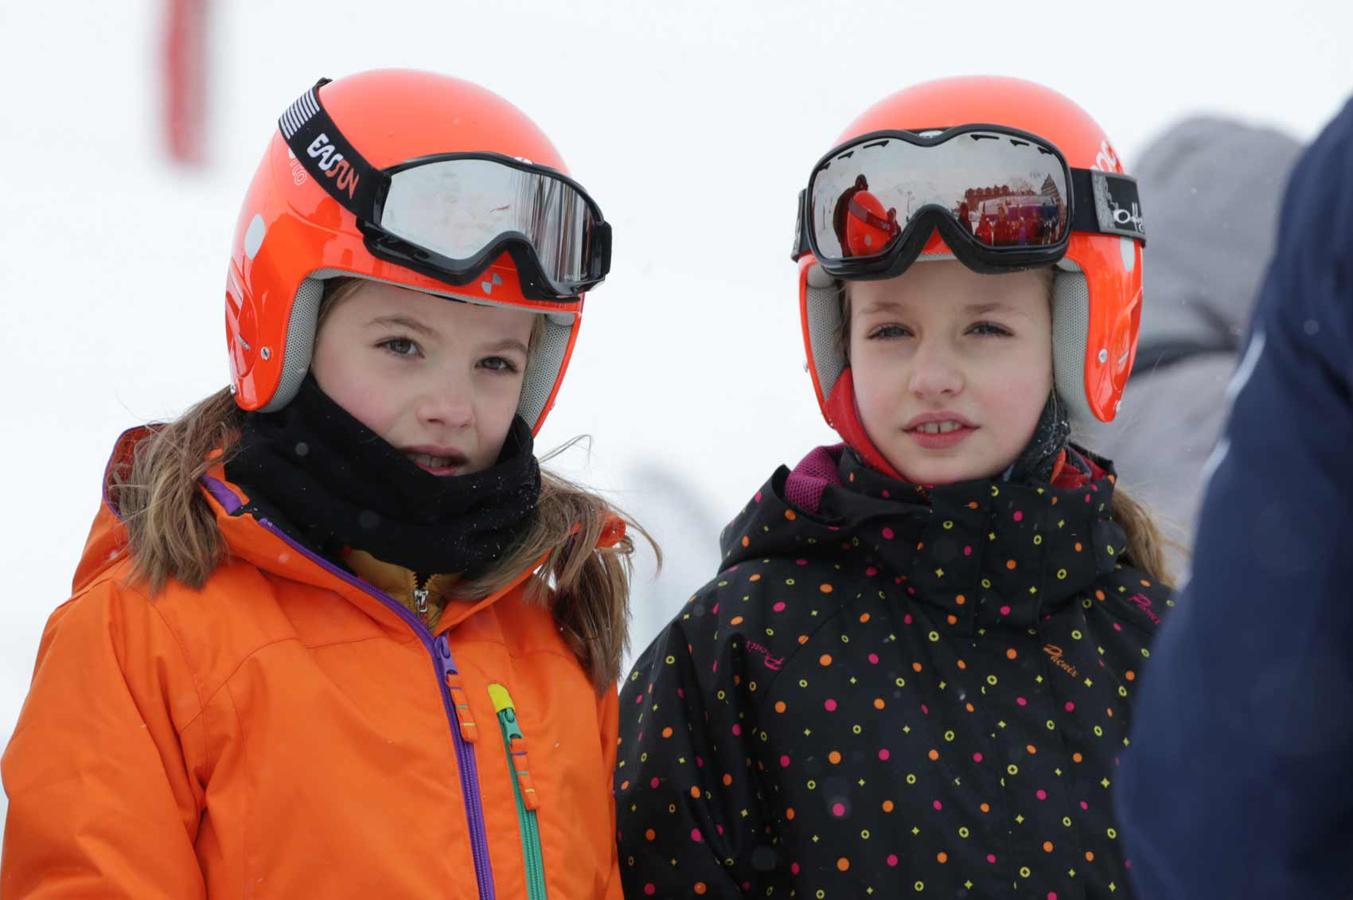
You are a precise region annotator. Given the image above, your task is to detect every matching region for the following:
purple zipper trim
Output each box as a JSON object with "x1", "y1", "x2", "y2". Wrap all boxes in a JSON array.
[
  {"x1": 201, "y1": 476, "x2": 496, "y2": 899},
  {"x1": 202, "y1": 475, "x2": 244, "y2": 514},
  {"x1": 433, "y1": 632, "x2": 496, "y2": 895}
]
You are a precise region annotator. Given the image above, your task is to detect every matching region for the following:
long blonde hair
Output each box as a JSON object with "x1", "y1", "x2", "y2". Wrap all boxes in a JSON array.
[
  {"x1": 835, "y1": 277, "x2": 1175, "y2": 587},
  {"x1": 111, "y1": 284, "x2": 652, "y2": 690}
]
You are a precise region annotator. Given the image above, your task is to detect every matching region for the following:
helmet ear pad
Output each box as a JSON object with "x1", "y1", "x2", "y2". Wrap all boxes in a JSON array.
[
  {"x1": 802, "y1": 261, "x2": 848, "y2": 413},
  {"x1": 258, "y1": 277, "x2": 324, "y2": 413},
  {"x1": 1050, "y1": 261, "x2": 1094, "y2": 422},
  {"x1": 254, "y1": 271, "x2": 579, "y2": 432}
]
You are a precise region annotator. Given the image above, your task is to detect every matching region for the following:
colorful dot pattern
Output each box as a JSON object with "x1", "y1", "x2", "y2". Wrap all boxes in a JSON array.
[{"x1": 617, "y1": 447, "x2": 1171, "y2": 898}]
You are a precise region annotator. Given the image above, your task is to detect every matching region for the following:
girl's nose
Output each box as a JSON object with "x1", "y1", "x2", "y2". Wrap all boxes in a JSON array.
[
  {"x1": 907, "y1": 339, "x2": 964, "y2": 399},
  {"x1": 415, "y1": 373, "x2": 475, "y2": 430}
]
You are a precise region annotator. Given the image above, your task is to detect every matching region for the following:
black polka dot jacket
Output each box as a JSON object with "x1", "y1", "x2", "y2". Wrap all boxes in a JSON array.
[{"x1": 617, "y1": 445, "x2": 1172, "y2": 899}]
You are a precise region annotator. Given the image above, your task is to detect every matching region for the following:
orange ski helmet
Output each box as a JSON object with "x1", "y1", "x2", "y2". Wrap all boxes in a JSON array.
[
  {"x1": 226, "y1": 69, "x2": 601, "y2": 433},
  {"x1": 799, "y1": 76, "x2": 1144, "y2": 427}
]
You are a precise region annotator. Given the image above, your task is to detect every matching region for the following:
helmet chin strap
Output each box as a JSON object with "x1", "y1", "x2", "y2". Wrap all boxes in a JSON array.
[{"x1": 824, "y1": 368, "x2": 905, "y2": 481}]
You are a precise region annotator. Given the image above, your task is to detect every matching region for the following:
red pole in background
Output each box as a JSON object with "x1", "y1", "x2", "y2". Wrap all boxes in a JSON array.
[{"x1": 163, "y1": 0, "x2": 208, "y2": 166}]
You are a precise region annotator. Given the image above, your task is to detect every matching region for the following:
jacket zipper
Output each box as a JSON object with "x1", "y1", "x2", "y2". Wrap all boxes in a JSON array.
[
  {"x1": 255, "y1": 518, "x2": 496, "y2": 900},
  {"x1": 488, "y1": 684, "x2": 548, "y2": 900},
  {"x1": 413, "y1": 572, "x2": 431, "y2": 618}
]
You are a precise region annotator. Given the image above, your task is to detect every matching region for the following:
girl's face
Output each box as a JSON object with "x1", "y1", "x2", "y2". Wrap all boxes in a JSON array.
[
  {"x1": 847, "y1": 260, "x2": 1053, "y2": 485},
  {"x1": 311, "y1": 280, "x2": 536, "y2": 476}
]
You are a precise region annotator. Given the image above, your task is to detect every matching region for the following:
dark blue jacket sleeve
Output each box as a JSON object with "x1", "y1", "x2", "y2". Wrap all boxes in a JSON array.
[{"x1": 1117, "y1": 99, "x2": 1353, "y2": 899}]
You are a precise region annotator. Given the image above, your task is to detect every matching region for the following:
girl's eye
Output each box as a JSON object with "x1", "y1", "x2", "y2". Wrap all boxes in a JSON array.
[
  {"x1": 867, "y1": 324, "x2": 912, "y2": 340},
  {"x1": 379, "y1": 337, "x2": 421, "y2": 357},
  {"x1": 968, "y1": 321, "x2": 1013, "y2": 337},
  {"x1": 479, "y1": 356, "x2": 521, "y2": 374}
]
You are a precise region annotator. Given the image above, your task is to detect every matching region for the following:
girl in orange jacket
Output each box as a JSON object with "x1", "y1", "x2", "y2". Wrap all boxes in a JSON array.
[{"x1": 1, "y1": 69, "x2": 639, "y2": 900}]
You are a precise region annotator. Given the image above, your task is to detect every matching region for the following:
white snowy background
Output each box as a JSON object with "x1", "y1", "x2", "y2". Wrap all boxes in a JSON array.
[{"x1": 2, "y1": 0, "x2": 1351, "y2": 833}]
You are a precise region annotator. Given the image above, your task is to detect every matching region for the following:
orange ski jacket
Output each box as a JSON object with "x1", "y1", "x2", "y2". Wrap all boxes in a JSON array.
[{"x1": 2, "y1": 429, "x2": 624, "y2": 899}]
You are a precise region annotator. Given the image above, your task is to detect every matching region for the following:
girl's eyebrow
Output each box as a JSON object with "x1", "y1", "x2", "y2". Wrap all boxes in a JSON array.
[
  {"x1": 483, "y1": 338, "x2": 530, "y2": 356},
  {"x1": 858, "y1": 297, "x2": 908, "y2": 315},
  {"x1": 860, "y1": 299, "x2": 1029, "y2": 317},
  {"x1": 367, "y1": 314, "x2": 435, "y2": 337},
  {"x1": 963, "y1": 301, "x2": 1025, "y2": 316}
]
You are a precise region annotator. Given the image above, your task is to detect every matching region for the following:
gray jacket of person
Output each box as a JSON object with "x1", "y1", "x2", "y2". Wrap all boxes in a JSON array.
[{"x1": 1077, "y1": 116, "x2": 1302, "y2": 565}]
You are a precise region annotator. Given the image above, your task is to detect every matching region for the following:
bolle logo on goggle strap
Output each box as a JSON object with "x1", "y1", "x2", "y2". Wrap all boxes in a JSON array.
[{"x1": 1090, "y1": 170, "x2": 1145, "y2": 240}]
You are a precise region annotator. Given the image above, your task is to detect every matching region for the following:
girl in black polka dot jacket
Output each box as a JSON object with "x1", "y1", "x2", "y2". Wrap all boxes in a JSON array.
[{"x1": 616, "y1": 77, "x2": 1174, "y2": 899}]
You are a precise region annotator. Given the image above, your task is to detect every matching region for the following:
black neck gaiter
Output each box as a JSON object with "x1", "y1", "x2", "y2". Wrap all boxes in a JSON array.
[{"x1": 225, "y1": 376, "x2": 541, "y2": 577}]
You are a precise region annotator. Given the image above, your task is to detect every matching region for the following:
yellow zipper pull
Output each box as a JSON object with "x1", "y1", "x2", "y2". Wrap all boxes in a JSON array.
[{"x1": 488, "y1": 684, "x2": 541, "y2": 811}]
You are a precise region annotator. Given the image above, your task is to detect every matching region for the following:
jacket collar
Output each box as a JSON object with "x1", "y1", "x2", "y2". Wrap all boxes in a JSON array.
[
  {"x1": 201, "y1": 466, "x2": 546, "y2": 634},
  {"x1": 722, "y1": 444, "x2": 1124, "y2": 630}
]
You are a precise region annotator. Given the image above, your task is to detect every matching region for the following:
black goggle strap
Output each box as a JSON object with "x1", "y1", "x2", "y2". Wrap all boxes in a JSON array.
[
  {"x1": 792, "y1": 189, "x2": 810, "y2": 260},
  {"x1": 1070, "y1": 169, "x2": 1146, "y2": 245},
  {"x1": 592, "y1": 219, "x2": 613, "y2": 280},
  {"x1": 278, "y1": 79, "x2": 387, "y2": 223}
]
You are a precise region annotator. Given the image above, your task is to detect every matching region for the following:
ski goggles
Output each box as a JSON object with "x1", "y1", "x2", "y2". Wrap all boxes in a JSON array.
[
  {"x1": 280, "y1": 79, "x2": 610, "y2": 301},
  {"x1": 792, "y1": 124, "x2": 1144, "y2": 277}
]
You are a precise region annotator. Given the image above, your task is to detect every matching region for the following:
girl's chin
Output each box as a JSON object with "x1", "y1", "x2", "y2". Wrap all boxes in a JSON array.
[{"x1": 885, "y1": 450, "x2": 1005, "y2": 486}]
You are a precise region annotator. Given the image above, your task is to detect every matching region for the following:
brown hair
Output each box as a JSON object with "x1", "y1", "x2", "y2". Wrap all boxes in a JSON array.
[
  {"x1": 111, "y1": 280, "x2": 652, "y2": 690},
  {"x1": 834, "y1": 275, "x2": 1175, "y2": 587}
]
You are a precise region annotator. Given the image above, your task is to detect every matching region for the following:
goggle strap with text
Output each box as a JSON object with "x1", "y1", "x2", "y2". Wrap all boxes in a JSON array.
[
  {"x1": 1069, "y1": 168, "x2": 1145, "y2": 243},
  {"x1": 279, "y1": 79, "x2": 386, "y2": 224}
]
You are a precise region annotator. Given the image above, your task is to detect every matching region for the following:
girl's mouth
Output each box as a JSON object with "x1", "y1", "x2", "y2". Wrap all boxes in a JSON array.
[
  {"x1": 404, "y1": 450, "x2": 468, "y2": 475},
  {"x1": 913, "y1": 421, "x2": 965, "y2": 435},
  {"x1": 905, "y1": 420, "x2": 976, "y2": 449}
]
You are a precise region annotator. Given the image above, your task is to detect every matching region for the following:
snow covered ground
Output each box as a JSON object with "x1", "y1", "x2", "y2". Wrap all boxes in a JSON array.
[{"x1": 2, "y1": 0, "x2": 1352, "y2": 837}]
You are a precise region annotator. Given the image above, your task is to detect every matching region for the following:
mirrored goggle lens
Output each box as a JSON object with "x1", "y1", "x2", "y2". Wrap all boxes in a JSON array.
[
  {"x1": 381, "y1": 159, "x2": 598, "y2": 290},
  {"x1": 809, "y1": 132, "x2": 1070, "y2": 260}
]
